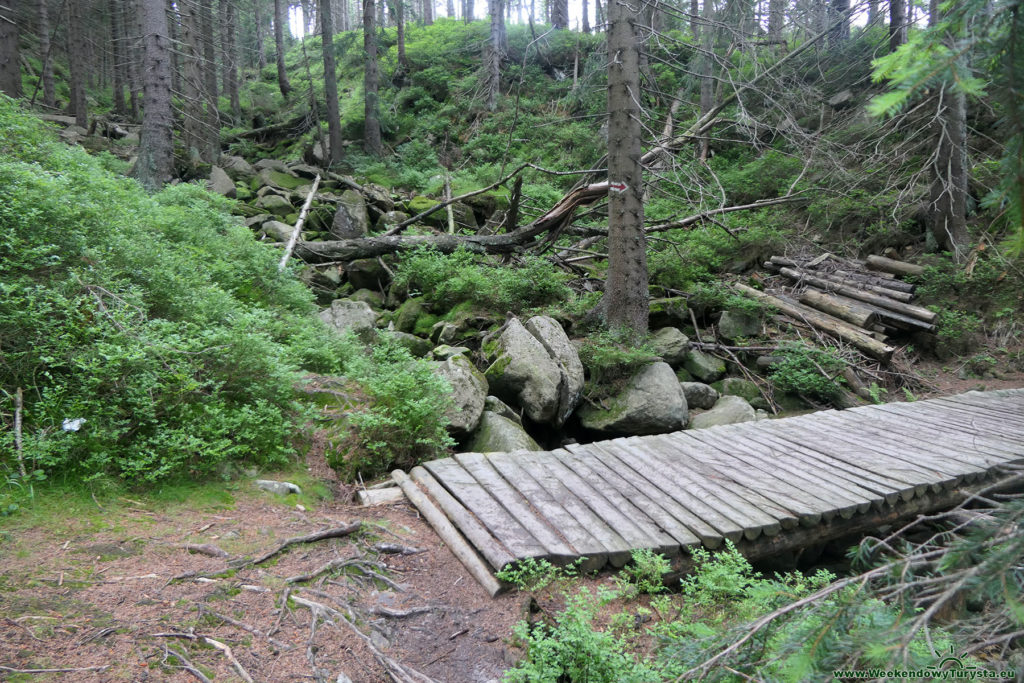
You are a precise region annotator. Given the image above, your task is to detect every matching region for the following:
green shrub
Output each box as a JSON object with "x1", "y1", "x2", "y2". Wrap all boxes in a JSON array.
[
  {"x1": 616, "y1": 548, "x2": 671, "y2": 597},
  {"x1": 768, "y1": 342, "x2": 847, "y2": 403},
  {"x1": 392, "y1": 246, "x2": 571, "y2": 313},
  {"x1": 577, "y1": 330, "x2": 658, "y2": 386},
  {"x1": 329, "y1": 338, "x2": 454, "y2": 480},
  {"x1": 0, "y1": 98, "x2": 357, "y2": 483}
]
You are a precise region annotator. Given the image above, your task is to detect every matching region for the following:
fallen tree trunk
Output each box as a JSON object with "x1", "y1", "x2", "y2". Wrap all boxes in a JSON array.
[
  {"x1": 777, "y1": 267, "x2": 936, "y2": 323},
  {"x1": 827, "y1": 268, "x2": 915, "y2": 293},
  {"x1": 866, "y1": 254, "x2": 925, "y2": 277},
  {"x1": 734, "y1": 283, "x2": 895, "y2": 362},
  {"x1": 779, "y1": 266, "x2": 914, "y2": 302},
  {"x1": 798, "y1": 289, "x2": 876, "y2": 328}
]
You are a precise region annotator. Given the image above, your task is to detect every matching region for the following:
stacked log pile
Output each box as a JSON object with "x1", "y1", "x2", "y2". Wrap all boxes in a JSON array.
[{"x1": 735, "y1": 254, "x2": 935, "y2": 364}]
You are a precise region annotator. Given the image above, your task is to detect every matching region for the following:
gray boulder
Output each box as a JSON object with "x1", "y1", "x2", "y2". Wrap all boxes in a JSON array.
[
  {"x1": 331, "y1": 189, "x2": 370, "y2": 239},
  {"x1": 384, "y1": 330, "x2": 432, "y2": 357},
  {"x1": 289, "y1": 162, "x2": 322, "y2": 179},
  {"x1": 484, "y1": 318, "x2": 563, "y2": 424},
  {"x1": 579, "y1": 362, "x2": 688, "y2": 435},
  {"x1": 484, "y1": 395, "x2": 521, "y2": 425},
  {"x1": 434, "y1": 355, "x2": 488, "y2": 434},
  {"x1": 255, "y1": 193, "x2": 293, "y2": 217},
  {"x1": 524, "y1": 316, "x2": 584, "y2": 426},
  {"x1": 688, "y1": 395, "x2": 756, "y2": 430},
  {"x1": 255, "y1": 479, "x2": 301, "y2": 496},
  {"x1": 254, "y1": 158, "x2": 291, "y2": 173},
  {"x1": 260, "y1": 220, "x2": 294, "y2": 242},
  {"x1": 715, "y1": 377, "x2": 760, "y2": 403},
  {"x1": 345, "y1": 258, "x2": 389, "y2": 290},
  {"x1": 376, "y1": 210, "x2": 410, "y2": 231},
  {"x1": 431, "y1": 345, "x2": 470, "y2": 360},
  {"x1": 718, "y1": 310, "x2": 761, "y2": 341},
  {"x1": 466, "y1": 412, "x2": 541, "y2": 453},
  {"x1": 207, "y1": 165, "x2": 236, "y2": 198},
  {"x1": 682, "y1": 350, "x2": 726, "y2": 382},
  {"x1": 650, "y1": 327, "x2": 690, "y2": 366},
  {"x1": 681, "y1": 382, "x2": 719, "y2": 410},
  {"x1": 220, "y1": 154, "x2": 256, "y2": 179},
  {"x1": 319, "y1": 300, "x2": 378, "y2": 341}
]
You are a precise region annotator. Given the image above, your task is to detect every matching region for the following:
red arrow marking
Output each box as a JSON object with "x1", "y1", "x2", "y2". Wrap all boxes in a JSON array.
[{"x1": 608, "y1": 181, "x2": 628, "y2": 193}]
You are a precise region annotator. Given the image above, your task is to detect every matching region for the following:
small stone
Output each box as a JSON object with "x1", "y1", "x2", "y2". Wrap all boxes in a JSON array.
[
  {"x1": 682, "y1": 350, "x2": 726, "y2": 383},
  {"x1": 255, "y1": 479, "x2": 302, "y2": 496},
  {"x1": 207, "y1": 165, "x2": 236, "y2": 198},
  {"x1": 681, "y1": 382, "x2": 719, "y2": 410},
  {"x1": 484, "y1": 395, "x2": 521, "y2": 425},
  {"x1": 688, "y1": 395, "x2": 756, "y2": 430}
]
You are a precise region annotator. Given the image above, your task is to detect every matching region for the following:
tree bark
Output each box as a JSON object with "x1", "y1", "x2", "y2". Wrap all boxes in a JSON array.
[
  {"x1": 697, "y1": 0, "x2": 715, "y2": 160},
  {"x1": 363, "y1": 0, "x2": 383, "y2": 155},
  {"x1": 67, "y1": 0, "x2": 88, "y2": 126},
  {"x1": 224, "y1": 0, "x2": 241, "y2": 121},
  {"x1": 423, "y1": 0, "x2": 433, "y2": 24},
  {"x1": 889, "y1": 0, "x2": 906, "y2": 52},
  {"x1": 110, "y1": 0, "x2": 128, "y2": 116},
  {"x1": 463, "y1": 0, "x2": 473, "y2": 22},
  {"x1": 200, "y1": 0, "x2": 220, "y2": 162},
  {"x1": 767, "y1": 0, "x2": 785, "y2": 41},
  {"x1": 582, "y1": 0, "x2": 590, "y2": 32},
  {"x1": 321, "y1": 0, "x2": 344, "y2": 165},
  {"x1": 394, "y1": 0, "x2": 407, "y2": 67},
  {"x1": 133, "y1": 0, "x2": 175, "y2": 192},
  {"x1": 255, "y1": 0, "x2": 268, "y2": 69},
  {"x1": 485, "y1": 0, "x2": 504, "y2": 110},
  {"x1": 828, "y1": 0, "x2": 848, "y2": 45},
  {"x1": 447, "y1": 0, "x2": 455, "y2": 18},
  {"x1": 551, "y1": 0, "x2": 567, "y2": 28},
  {"x1": 38, "y1": 0, "x2": 56, "y2": 106},
  {"x1": 0, "y1": 2, "x2": 20, "y2": 98},
  {"x1": 274, "y1": 0, "x2": 293, "y2": 96},
  {"x1": 605, "y1": 0, "x2": 647, "y2": 335}
]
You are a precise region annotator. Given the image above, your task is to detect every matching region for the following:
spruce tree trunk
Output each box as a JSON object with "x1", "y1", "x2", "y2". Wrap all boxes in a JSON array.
[
  {"x1": 866, "y1": 0, "x2": 878, "y2": 25},
  {"x1": 582, "y1": 0, "x2": 590, "y2": 33},
  {"x1": 274, "y1": 0, "x2": 293, "y2": 96},
  {"x1": 363, "y1": 0, "x2": 383, "y2": 155},
  {"x1": 111, "y1": 0, "x2": 127, "y2": 115},
  {"x1": 828, "y1": 0, "x2": 849, "y2": 46},
  {"x1": 463, "y1": 0, "x2": 472, "y2": 22},
  {"x1": 447, "y1": 0, "x2": 455, "y2": 19},
  {"x1": 605, "y1": 0, "x2": 647, "y2": 335},
  {"x1": 395, "y1": 0, "x2": 407, "y2": 67},
  {"x1": 321, "y1": 0, "x2": 343, "y2": 165},
  {"x1": 767, "y1": 0, "x2": 785, "y2": 41},
  {"x1": 889, "y1": 0, "x2": 906, "y2": 51},
  {"x1": 697, "y1": 0, "x2": 714, "y2": 160},
  {"x1": 67, "y1": 0, "x2": 87, "y2": 126},
  {"x1": 423, "y1": 0, "x2": 433, "y2": 24},
  {"x1": 224, "y1": 0, "x2": 241, "y2": 121},
  {"x1": 39, "y1": 0, "x2": 56, "y2": 106},
  {"x1": 485, "y1": 0, "x2": 504, "y2": 110},
  {"x1": 0, "y1": 2, "x2": 18, "y2": 98},
  {"x1": 551, "y1": 0, "x2": 567, "y2": 28},
  {"x1": 255, "y1": 0, "x2": 268, "y2": 69},
  {"x1": 133, "y1": 0, "x2": 175, "y2": 192},
  {"x1": 200, "y1": 0, "x2": 220, "y2": 161}
]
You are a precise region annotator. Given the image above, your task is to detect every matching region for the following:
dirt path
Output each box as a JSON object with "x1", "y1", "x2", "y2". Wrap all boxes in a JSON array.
[{"x1": 0, "y1": 485, "x2": 526, "y2": 682}]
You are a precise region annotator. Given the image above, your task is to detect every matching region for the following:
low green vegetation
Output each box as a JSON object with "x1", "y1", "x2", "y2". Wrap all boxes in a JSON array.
[{"x1": 768, "y1": 341, "x2": 848, "y2": 404}]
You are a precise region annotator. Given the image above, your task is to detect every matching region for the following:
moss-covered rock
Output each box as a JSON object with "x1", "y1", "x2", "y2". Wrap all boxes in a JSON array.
[
  {"x1": 466, "y1": 412, "x2": 541, "y2": 453},
  {"x1": 394, "y1": 297, "x2": 427, "y2": 333}
]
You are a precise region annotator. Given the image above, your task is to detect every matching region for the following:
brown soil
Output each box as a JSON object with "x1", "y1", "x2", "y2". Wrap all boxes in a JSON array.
[{"x1": 0, "y1": 479, "x2": 527, "y2": 682}]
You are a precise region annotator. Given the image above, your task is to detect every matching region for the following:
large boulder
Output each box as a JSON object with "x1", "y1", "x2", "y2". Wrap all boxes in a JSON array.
[
  {"x1": 484, "y1": 318, "x2": 563, "y2": 425},
  {"x1": 207, "y1": 165, "x2": 236, "y2": 198},
  {"x1": 220, "y1": 154, "x2": 256, "y2": 179},
  {"x1": 257, "y1": 167, "x2": 307, "y2": 192},
  {"x1": 718, "y1": 310, "x2": 761, "y2": 341},
  {"x1": 254, "y1": 158, "x2": 291, "y2": 173},
  {"x1": 681, "y1": 382, "x2": 719, "y2": 410},
  {"x1": 331, "y1": 189, "x2": 370, "y2": 239},
  {"x1": 261, "y1": 220, "x2": 295, "y2": 242},
  {"x1": 682, "y1": 350, "x2": 726, "y2": 383},
  {"x1": 465, "y1": 412, "x2": 541, "y2": 453},
  {"x1": 650, "y1": 327, "x2": 689, "y2": 366},
  {"x1": 578, "y1": 362, "x2": 688, "y2": 435},
  {"x1": 319, "y1": 300, "x2": 378, "y2": 341},
  {"x1": 714, "y1": 377, "x2": 760, "y2": 403},
  {"x1": 384, "y1": 330, "x2": 432, "y2": 357},
  {"x1": 393, "y1": 298, "x2": 426, "y2": 334},
  {"x1": 484, "y1": 395, "x2": 521, "y2": 424},
  {"x1": 434, "y1": 355, "x2": 488, "y2": 434},
  {"x1": 524, "y1": 316, "x2": 584, "y2": 426},
  {"x1": 688, "y1": 395, "x2": 756, "y2": 430},
  {"x1": 345, "y1": 258, "x2": 389, "y2": 290},
  {"x1": 255, "y1": 193, "x2": 293, "y2": 217}
]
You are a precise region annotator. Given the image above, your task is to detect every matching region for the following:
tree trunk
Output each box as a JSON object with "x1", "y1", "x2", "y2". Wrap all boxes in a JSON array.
[
  {"x1": 224, "y1": 0, "x2": 241, "y2": 121},
  {"x1": 866, "y1": 0, "x2": 878, "y2": 25},
  {"x1": 38, "y1": 0, "x2": 56, "y2": 106},
  {"x1": 129, "y1": 1, "x2": 142, "y2": 120},
  {"x1": 485, "y1": 0, "x2": 504, "y2": 110},
  {"x1": 274, "y1": 0, "x2": 293, "y2": 97},
  {"x1": 447, "y1": 0, "x2": 455, "y2": 18},
  {"x1": 0, "y1": 2, "x2": 20, "y2": 98},
  {"x1": 423, "y1": 0, "x2": 433, "y2": 24},
  {"x1": 199, "y1": 0, "x2": 220, "y2": 162},
  {"x1": 180, "y1": 1, "x2": 205, "y2": 157},
  {"x1": 321, "y1": 0, "x2": 343, "y2": 165},
  {"x1": 827, "y1": 0, "x2": 849, "y2": 46},
  {"x1": 133, "y1": 0, "x2": 175, "y2": 192},
  {"x1": 463, "y1": 0, "x2": 473, "y2": 22},
  {"x1": 767, "y1": 0, "x2": 785, "y2": 41},
  {"x1": 889, "y1": 0, "x2": 906, "y2": 51},
  {"x1": 605, "y1": 0, "x2": 648, "y2": 335},
  {"x1": 697, "y1": 0, "x2": 715, "y2": 160},
  {"x1": 110, "y1": 0, "x2": 128, "y2": 116},
  {"x1": 582, "y1": 0, "x2": 590, "y2": 32},
  {"x1": 689, "y1": 0, "x2": 699, "y2": 38},
  {"x1": 395, "y1": 0, "x2": 407, "y2": 67},
  {"x1": 363, "y1": 0, "x2": 383, "y2": 155},
  {"x1": 551, "y1": 0, "x2": 567, "y2": 28},
  {"x1": 929, "y1": 87, "x2": 970, "y2": 261},
  {"x1": 255, "y1": 0, "x2": 268, "y2": 69},
  {"x1": 67, "y1": 0, "x2": 87, "y2": 126}
]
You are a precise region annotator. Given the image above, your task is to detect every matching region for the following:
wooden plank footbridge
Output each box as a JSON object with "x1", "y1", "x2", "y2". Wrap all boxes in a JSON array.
[{"x1": 392, "y1": 389, "x2": 1024, "y2": 595}]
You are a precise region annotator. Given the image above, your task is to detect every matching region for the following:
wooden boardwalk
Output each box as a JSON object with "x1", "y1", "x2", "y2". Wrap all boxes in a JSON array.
[{"x1": 394, "y1": 389, "x2": 1024, "y2": 591}]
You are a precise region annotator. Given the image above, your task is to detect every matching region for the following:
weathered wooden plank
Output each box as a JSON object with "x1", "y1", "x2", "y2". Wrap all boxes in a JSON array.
[
  {"x1": 604, "y1": 438, "x2": 768, "y2": 542},
  {"x1": 738, "y1": 429, "x2": 891, "y2": 511},
  {"x1": 423, "y1": 458, "x2": 548, "y2": 560},
  {"x1": 394, "y1": 470, "x2": 504, "y2": 595},
  {"x1": 812, "y1": 412, "x2": 976, "y2": 486},
  {"x1": 860, "y1": 406, "x2": 1020, "y2": 470},
  {"x1": 651, "y1": 433, "x2": 806, "y2": 529},
  {"x1": 873, "y1": 401, "x2": 1024, "y2": 458},
  {"x1": 681, "y1": 427, "x2": 856, "y2": 522},
  {"x1": 934, "y1": 394, "x2": 1024, "y2": 421},
  {"x1": 536, "y1": 449, "x2": 669, "y2": 560},
  {"x1": 562, "y1": 444, "x2": 700, "y2": 549},
  {"x1": 774, "y1": 417, "x2": 940, "y2": 495},
  {"x1": 919, "y1": 398, "x2": 1024, "y2": 435},
  {"x1": 575, "y1": 443, "x2": 725, "y2": 550},
  {"x1": 487, "y1": 453, "x2": 609, "y2": 572},
  {"x1": 515, "y1": 451, "x2": 633, "y2": 568},
  {"x1": 408, "y1": 466, "x2": 515, "y2": 572},
  {"x1": 554, "y1": 448, "x2": 679, "y2": 556},
  {"x1": 454, "y1": 453, "x2": 575, "y2": 561},
  {"x1": 752, "y1": 421, "x2": 918, "y2": 502},
  {"x1": 589, "y1": 440, "x2": 748, "y2": 545}
]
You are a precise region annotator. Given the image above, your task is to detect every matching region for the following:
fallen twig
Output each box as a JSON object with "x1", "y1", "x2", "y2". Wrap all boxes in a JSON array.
[
  {"x1": 204, "y1": 636, "x2": 254, "y2": 683},
  {"x1": 373, "y1": 543, "x2": 426, "y2": 555},
  {"x1": 231, "y1": 522, "x2": 362, "y2": 568},
  {"x1": 185, "y1": 543, "x2": 229, "y2": 559},
  {"x1": 198, "y1": 606, "x2": 293, "y2": 651},
  {"x1": 0, "y1": 665, "x2": 110, "y2": 674},
  {"x1": 164, "y1": 645, "x2": 213, "y2": 683}
]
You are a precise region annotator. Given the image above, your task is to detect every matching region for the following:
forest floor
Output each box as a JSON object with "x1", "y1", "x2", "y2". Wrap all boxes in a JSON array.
[{"x1": 2, "y1": 371, "x2": 1023, "y2": 683}]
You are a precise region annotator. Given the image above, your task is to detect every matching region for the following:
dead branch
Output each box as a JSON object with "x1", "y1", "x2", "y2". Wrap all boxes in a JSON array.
[
  {"x1": 164, "y1": 646, "x2": 213, "y2": 683},
  {"x1": 184, "y1": 543, "x2": 229, "y2": 558},
  {"x1": 0, "y1": 665, "x2": 111, "y2": 674},
  {"x1": 232, "y1": 522, "x2": 363, "y2": 568},
  {"x1": 279, "y1": 174, "x2": 322, "y2": 272},
  {"x1": 367, "y1": 605, "x2": 436, "y2": 618},
  {"x1": 13, "y1": 387, "x2": 25, "y2": 478},
  {"x1": 285, "y1": 557, "x2": 363, "y2": 584},
  {"x1": 198, "y1": 606, "x2": 293, "y2": 651},
  {"x1": 204, "y1": 637, "x2": 254, "y2": 683},
  {"x1": 372, "y1": 543, "x2": 425, "y2": 555}
]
